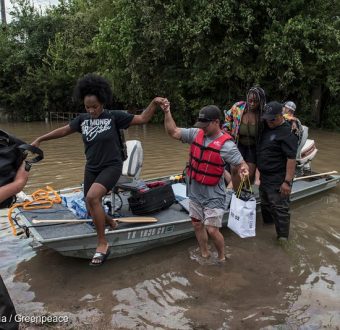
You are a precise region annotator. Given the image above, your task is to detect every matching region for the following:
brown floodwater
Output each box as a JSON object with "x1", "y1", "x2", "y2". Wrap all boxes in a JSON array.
[{"x1": 0, "y1": 122, "x2": 339, "y2": 329}]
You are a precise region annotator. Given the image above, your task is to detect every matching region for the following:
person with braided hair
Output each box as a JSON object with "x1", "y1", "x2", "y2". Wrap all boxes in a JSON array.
[{"x1": 223, "y1": 87, "x2": 266, "y2": 191}]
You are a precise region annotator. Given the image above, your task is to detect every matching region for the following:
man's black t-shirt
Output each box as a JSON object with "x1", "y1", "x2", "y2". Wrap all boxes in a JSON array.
[
  {"x1": 69, "y1": 110, "x2": 134, "y2": 171},
  {"x1": 257, "y1": 121, "x2": 298, "y2": 188}
]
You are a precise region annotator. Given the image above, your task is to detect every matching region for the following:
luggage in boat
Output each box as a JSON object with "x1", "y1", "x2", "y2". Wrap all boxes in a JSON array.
[{"x1": 128, "y1": 181, "x2": 176, "y2": 215}]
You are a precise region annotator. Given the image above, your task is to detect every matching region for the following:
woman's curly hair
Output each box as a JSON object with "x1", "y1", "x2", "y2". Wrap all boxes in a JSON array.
[{"x1": 73, "y1": 73, "x2": 113, "y2": 106}]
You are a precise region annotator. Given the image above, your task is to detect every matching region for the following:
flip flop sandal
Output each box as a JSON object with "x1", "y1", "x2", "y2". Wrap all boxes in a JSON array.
[{"x1": 89, "y1": 249, "x2": 111, "y2": 266}]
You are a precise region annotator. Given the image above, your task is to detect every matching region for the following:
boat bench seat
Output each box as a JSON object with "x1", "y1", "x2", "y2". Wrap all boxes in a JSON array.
[
  {"x1": 114, "y1": 140, "x2": 143, "y2": 192},
  {"x1": 116, "y1": 175, "x2": 133, "y2": 185}
]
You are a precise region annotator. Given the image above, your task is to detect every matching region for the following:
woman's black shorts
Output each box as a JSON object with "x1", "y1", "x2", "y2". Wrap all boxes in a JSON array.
[
  {"x1": 238, "y1": 142, "x2": 257, "y2": 164},
  {"x1": 83, "y1": 165, "x2": 122, "y2": 197}
]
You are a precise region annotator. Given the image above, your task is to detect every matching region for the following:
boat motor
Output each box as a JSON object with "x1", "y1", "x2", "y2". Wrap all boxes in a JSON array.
[{"x1": 296, "y1": 125, "x2": 318, "y2": 175}]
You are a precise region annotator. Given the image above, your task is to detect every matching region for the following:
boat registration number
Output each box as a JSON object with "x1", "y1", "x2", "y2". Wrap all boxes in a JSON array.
[{"x1": 127, "y1": 225, "x2": 174, "y2": 240}]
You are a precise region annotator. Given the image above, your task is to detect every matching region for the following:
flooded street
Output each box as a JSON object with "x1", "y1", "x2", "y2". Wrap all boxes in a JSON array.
[{"x1": 1, "y1": 122, "x2": 340, "y2": 329}]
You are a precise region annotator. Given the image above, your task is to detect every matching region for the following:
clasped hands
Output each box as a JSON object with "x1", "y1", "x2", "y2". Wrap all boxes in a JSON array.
[{"x1": 153, "y1": 97, "x2": 170, "y2": 113}]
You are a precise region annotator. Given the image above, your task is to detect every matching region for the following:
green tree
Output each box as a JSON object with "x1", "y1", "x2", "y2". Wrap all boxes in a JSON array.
[
  {"x1": 0, "y1": 0, "x2": 338, "y2": 128},
  {"x1": 261, "y1": 1, "x2": 340, "y2": 126},
  {"x1": 0, "y1": 0, "x2": 67, "y2": 119}
]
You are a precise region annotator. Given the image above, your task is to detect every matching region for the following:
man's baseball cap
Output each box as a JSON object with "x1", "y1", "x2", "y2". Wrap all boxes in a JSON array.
[
  {"x1": 262, "y1": 101, "x2": 283, "y2": 120},
  {"x1": 193, "y1": 105, "x2": 222, "y2": 128},
  {"x1": 284, "y1": 101, "x2": 296, "y2": 112}
]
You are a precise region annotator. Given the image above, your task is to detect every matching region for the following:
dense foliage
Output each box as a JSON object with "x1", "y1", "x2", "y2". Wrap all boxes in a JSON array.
[{"x1": 0, "y1": 0, "x2": 339, "y2": 127}]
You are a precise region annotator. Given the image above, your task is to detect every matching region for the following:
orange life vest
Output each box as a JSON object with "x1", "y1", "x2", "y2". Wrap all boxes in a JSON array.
[{"x1": 187, "y1": 130, "x2": 232, "y2": 186}]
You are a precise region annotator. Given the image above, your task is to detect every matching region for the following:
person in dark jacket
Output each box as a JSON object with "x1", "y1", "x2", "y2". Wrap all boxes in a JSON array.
[
  {"x1": 0, "y1": 163, "x2": 29, "y2": 204},
  {"x1": 0, "y1": 162, "x2": 29, "y2": 330},
  {"x1": 257, "y1": 101, "x2": 298, "y2": 240}
]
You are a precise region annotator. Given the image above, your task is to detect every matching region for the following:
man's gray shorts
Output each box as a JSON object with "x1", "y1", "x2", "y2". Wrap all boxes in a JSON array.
[{"x1": 189, "y1": 200, "x2": 225, "y2": 228}]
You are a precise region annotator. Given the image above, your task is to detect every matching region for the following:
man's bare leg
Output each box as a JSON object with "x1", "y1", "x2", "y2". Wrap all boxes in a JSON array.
[
  {"x1": 206, "y1": 225, "x2": 225, "y2": 261},
  {"x1": 191, "y1": 218, "x2": 210, "y2": 258}
]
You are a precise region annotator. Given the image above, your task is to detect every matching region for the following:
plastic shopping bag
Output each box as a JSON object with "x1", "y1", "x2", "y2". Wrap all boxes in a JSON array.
[{"x1": 227, "y1": 178, "x2": 256, "y2": 238}]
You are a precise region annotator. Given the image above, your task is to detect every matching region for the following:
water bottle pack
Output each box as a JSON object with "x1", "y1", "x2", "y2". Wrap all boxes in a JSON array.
[
  {"x1": 61, "y1": 191, "x2": 84, "y2": 208},
  {"x1": 71, "y1": 198, "x2": 89, "y2": 219},
  {"x1": 61, "y1": 191, "x2": 107, "y2": 219}
]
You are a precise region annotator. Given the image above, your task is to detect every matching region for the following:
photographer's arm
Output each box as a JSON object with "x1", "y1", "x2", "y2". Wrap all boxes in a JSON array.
[{"x1": 0, "y1": 163, "x2": 29, "y2": 203}]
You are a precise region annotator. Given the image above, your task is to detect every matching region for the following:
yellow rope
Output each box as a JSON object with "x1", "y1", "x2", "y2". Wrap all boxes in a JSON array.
[
  {"x1": 246, "y1": 176, "x2": 253, "y2": 193},
  {"x1": 236, "y1": 177, "x2": 245, "y2": 198},
  {"x1": 235, "y1": 175, "x2": 252, "y2": 198},
  {"x1": 7, "y1": 186, "x2": 61, "y2": 236}
]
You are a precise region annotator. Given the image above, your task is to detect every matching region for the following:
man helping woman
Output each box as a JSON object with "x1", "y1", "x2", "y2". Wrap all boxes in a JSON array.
[{"x1": 161, "y1": 102, "x2": 249, "y2": 262}]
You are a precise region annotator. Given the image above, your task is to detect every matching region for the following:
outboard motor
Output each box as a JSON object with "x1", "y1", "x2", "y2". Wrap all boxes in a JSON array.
[{"x1": 296, "y1": 125, "x2": 318, "y2": 176}]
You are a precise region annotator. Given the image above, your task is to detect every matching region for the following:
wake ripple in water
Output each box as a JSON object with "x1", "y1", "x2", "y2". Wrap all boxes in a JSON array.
[
  {"x1": 284, "y1": 266, "x2": 340, "y2": 328},
  {"x1": 111, "y1": 272, "x2": 192, "y2": 329},
  {"x1": 188, "y1": 246, "x2": 232, "y2": 266}
]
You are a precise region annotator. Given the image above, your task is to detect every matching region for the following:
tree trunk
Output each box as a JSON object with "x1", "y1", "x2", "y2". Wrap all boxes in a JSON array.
[
  {"x1": 311, "y1": 85, "x2": 322, "y2": 126},
  {"x1": 0, "y1": 0, "x2": 6, "y2": 27}
]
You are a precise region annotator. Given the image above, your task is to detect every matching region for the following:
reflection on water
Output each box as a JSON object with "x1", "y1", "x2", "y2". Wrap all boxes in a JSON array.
[
  {"x1": 0, "y1": 122, "x2": 340, "y2": 329},
  {"x1": 111, "y1": 273, "x2": 191, "y2": 329},
  {"x1": 285, "y1": 266, "x2": 340, "y2": 328}
]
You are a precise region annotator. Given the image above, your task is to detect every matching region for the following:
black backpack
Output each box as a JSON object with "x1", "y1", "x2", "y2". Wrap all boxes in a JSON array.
[{"x1": 0, "y1": 130, "x2": 43, "y2": 208}]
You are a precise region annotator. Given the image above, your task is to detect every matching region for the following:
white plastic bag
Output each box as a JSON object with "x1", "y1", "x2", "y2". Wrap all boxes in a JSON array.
[{"x1": 227, "y1": 193, "x2": 256, "y2": 238}]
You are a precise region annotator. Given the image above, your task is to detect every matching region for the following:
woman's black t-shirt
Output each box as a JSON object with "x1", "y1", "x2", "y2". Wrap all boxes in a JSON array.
[{"x1": 69, "y1": 110, "x2": 134, "y2": 171}]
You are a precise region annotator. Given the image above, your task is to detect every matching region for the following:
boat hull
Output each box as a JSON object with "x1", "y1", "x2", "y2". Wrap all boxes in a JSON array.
[
  {"x1": 15, "y1": 174, "x2": 340, "y2": 259},
  {"x1": 46, "y1": 222, "x2": 194, "y2": 259}
]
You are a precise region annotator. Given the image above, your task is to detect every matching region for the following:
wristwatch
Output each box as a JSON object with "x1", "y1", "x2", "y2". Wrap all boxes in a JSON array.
[{"x1": 284, "y1": 179, "x2": 292, "y2": 187}]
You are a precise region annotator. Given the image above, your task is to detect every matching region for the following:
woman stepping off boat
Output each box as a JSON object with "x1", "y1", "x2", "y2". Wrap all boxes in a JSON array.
[{"x1": 32, "y1": 73, "x2": 167, "y2": 266}]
